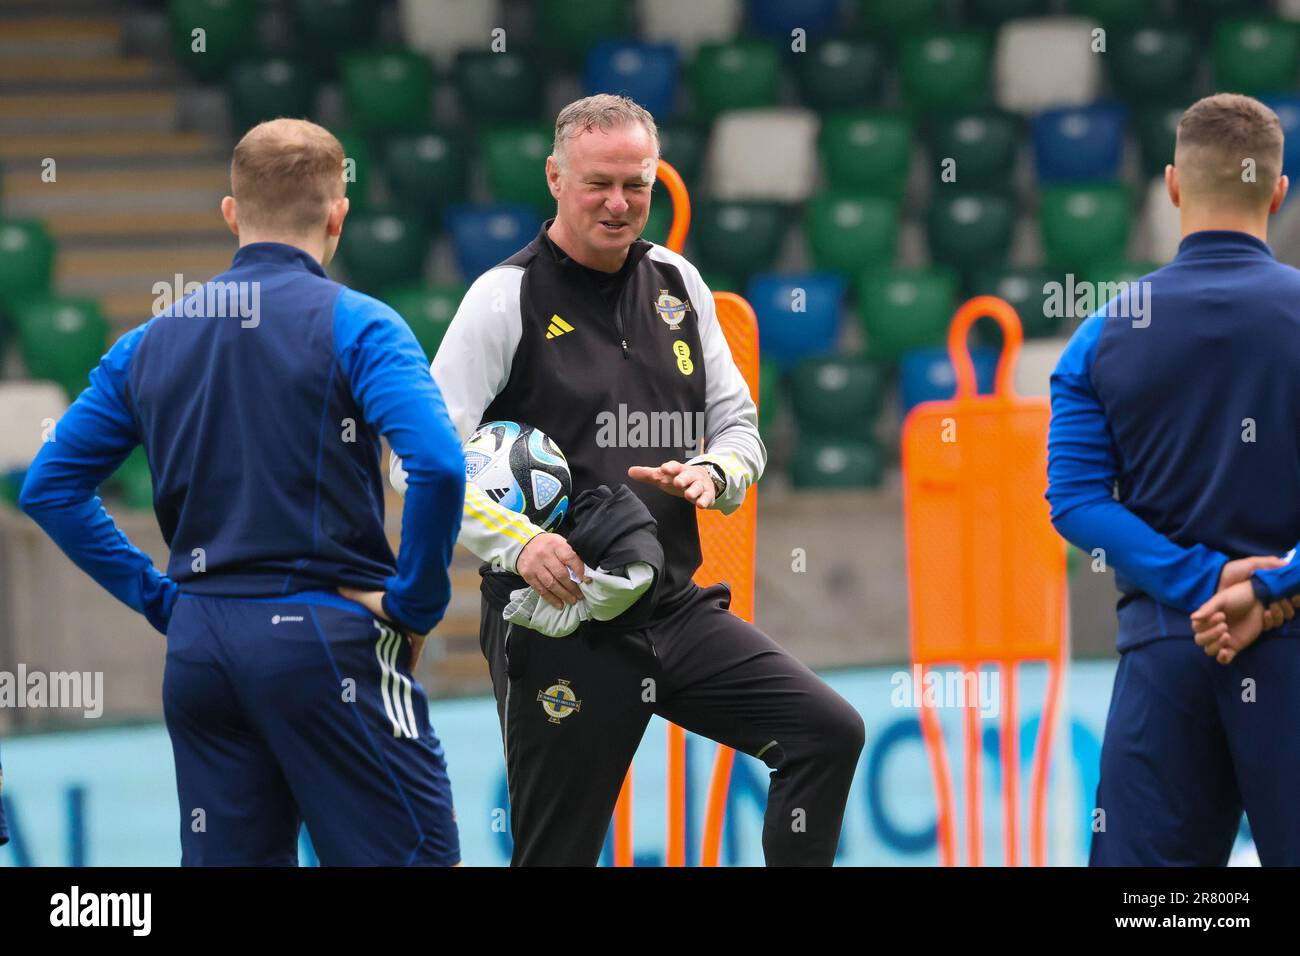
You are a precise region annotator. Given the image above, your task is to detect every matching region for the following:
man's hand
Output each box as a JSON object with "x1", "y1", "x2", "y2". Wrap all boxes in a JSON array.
[
  {"x1": 338, "y1": 587, "x2": 429, "y2": 670},
  {"x1": 1192, "y1": 580, "x2": 1266, "y2": 664},
  {"x1": 517, "y1": 532, "x2": 589, "y2": 610},
  {"x1": 628, "y1": 460, "x2": 717, "y2": 509},
  {"x1": 1217, "y1": 554, "x2": 1287, "y2": 591}
]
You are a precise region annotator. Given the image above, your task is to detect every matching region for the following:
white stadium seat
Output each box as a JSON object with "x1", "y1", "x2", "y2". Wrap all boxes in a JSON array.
[
  {"x1": 995, "y1": 18, "x2": 1102, "y2": 114},
  {"x1": 1014, "y1": 337, "x2": 1070, "y2": 398},
  {"x1": 638, "y1": 0, "x2": 742, "y2": 56},
  {"x1": 705, "y1": 108, "x2": 820, "y2": 202},
  {"x1": 1281, "y1": 0, "x2": 1300, "y2": 22},
  {"x1": 0, "y1": 381, "x2": 68, "y2": 473},
  {"x1": 399, "y1": 0, "x2": 503, "y2": 67},
  {"x1": 1138, "y1": 176, "x2": 1181, "y2": 265}
]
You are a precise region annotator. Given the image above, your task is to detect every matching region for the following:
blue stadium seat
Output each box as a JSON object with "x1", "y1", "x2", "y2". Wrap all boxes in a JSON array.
[
  {"x1": 748, "y1": 0, "x2": 842, "y2": 38},
  {"x1": 1263, "y1": 95, "x2": 1300, "y2": 200},
  {"x1": 898, "y1": 345, "x2": 999, "y2": 415},
  {"x1": 445, "y1": 204, "x2": 542, "y2": 282},
  {"x1": 585, "y1": 41, "x2": 680, "y2": 120},
  {"x1": 746, "y1": 272, "x2": 845, "y2": 369},
  {"x1": 1032, "y1": 102, "x2": 1128, "y2": 183}
]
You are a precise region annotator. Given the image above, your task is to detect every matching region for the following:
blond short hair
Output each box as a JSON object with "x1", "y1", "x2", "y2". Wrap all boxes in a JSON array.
[
  {"x1": 231, "y1": 118, "x2": 346, "y2": 234},
  {"x1": 552, "y1": 94, "x2": 660, "y2": 169},
  {"x1": 1175, "y1": 93, "x2": 1284, "y2": 208}
]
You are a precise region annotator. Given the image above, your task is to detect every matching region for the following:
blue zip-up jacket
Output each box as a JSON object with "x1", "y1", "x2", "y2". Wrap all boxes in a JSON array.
[
  {"x1": 19, "y1": 242, "x2": 465, "y2": 635},
  {"x1": 1047, "y1": 230, "x2": 1300, "y2": 650}
]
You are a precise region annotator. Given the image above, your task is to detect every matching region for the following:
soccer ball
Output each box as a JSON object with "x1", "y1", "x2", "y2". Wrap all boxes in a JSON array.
[{"x1": 463, "y1": 421, "x2": 571, "y2": 531}]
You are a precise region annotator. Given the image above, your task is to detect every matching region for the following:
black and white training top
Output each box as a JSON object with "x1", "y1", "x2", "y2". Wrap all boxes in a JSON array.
[{"x1": 391, "y1": 220, "x2": 766, "y2": 606}]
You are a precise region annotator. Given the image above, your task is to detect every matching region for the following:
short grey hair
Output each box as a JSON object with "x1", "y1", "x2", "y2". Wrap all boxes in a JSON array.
[{"x1": 552, "y1": 94, "x2": 660, "y2": 170}]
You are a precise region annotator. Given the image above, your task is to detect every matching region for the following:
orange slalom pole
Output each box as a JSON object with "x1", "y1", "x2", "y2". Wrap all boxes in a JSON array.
[
  {"x1": 699, "y1": 746, "x2": 736, "y2": 866},
  {"x1": 613, "y1": 768, "x2": 634, "y2": 867},
  {"x1": 666, "y1": 724, "x2": 687, "y2": 866},
  {"x1": 1002, "y1": 661, "x2": 1019, "y2": 866},
  {"x1": 919, "y1": 665, "x2": 958, "y2": 867}
]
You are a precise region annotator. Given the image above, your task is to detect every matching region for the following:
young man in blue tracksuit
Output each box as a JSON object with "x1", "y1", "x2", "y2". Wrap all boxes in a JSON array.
[
  {"x1": 1048, "y1": 94, "x2": 1300, "y2": 866},
  {"x1": 20, "y1": 119, "x2": 466, "y2": 866}
]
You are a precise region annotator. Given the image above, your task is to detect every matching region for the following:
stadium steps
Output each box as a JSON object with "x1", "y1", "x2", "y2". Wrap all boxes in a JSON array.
[
  {"x1": 0, "y1": 14, "x2": 121, "y2": 58},
  {"x1": 0, "y1": 55, "x2": 157, "y2": 87},
  {"x1": 0, "y1": 130, "x2": 222, "y2": 164},
  {"x1": 57, "y1": 243, "x2": 237, "y2": 298},
  {"x1": 0, "y1": 91, "x2": 179, "y2": 134}
]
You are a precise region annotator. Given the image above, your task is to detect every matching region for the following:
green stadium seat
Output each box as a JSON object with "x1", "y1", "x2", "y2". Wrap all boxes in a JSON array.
[
  {"x1": 689, "y1": 40, "x2": 781, "y2": 121},
  {"x1": 534, "y1": 0, "x2": 632, "y2": 61},
  {"x1": 820, "y1": 112, "x2": 912, "y2": 196},
  {"x1": 111, "y1": 447, "x2": 155, "y2": 512},
  {"x1": 642, "y1": 190, "x2": 673, "y2": 246},
  {"x1": 790, "y1": 438, "x2": 883, "y2": 490},
  {"x1": 857, "y1": 268, "x2": 958, "y2": 362},
  {"x1": 966, "y1": 0, "x2": 1048, "y2": 25},
  {"x1": 336, "y1": 131, "x2": 374, "y2": 212},
  {"x1": 690, "y1": 202, "x2": 787, "y2": 284},
  {"x1": 1068, "y1": 0, "x2": 1160, "y2": 29},
  {"x1": 1186, "y1": 0, "x2": 1271, "y2": 23},
  {"x1": 926, "y1": 191, "x2": 1015, "y2": 274},
  {"x1": 1213, "y1": 19, "x2": 1300, "y2": 96},
  {"x1": 925, "y1": 110, "x2": 1020, "y2": 191},
  {"x1": 658, "y1": 123, "x2": 708, "y2": 186},
  {"x1": 700, "y1": 269, "x2": 741, "y2": 294},
  {"x1": 290, "y1": 0, "x2": 379, "y2": 52},
  {"x1": 169, "y1": 0, "x2": 258, "y2": 81},
  {"x1": 899, "y1": 30, "x2": 991, "y2": 112},
  {"x1": 16, "y1": 297, "x2": 108, "y2": 398},
  {"x1": 1108, "y1": 26, "x2": 1200, "y2": 105},
  {"x1": 804, "y1": 192, "x2": 898, "y2": 277},
  {"x1": 1134, "y1": 103, "x2": 1185, "y2": 178},
  {"x1": 1083, "y1": 259, "x2": 1160, "y2": 292},
  {"x1": 336, "y1": 212, "x2": 431, "y2": 295},
  {"x1": 853, "y1": 0, "x2": 945, "y2": 38},
  {"x1": 226, "y1": 57, "x2": 320, "y2": 134},
  {"x1": 968, "y1": 266, "x2": 1061, "y2": 340},
  {"x1": 383, "y1": 129, "x2": 468, "y2": 218},
  {"x1": 454, "y1": 51, "x2": 545, "y2": 123},
  {"x1": 789, "y1": 355, "x2": 885, "y2": 441},
  {"x1": 340, "y1": 50, "x2": 434, "y2": 137},
  {"x1": 382, "y1": 284, "x2": 466, "y2": 362},
  {"x1": 1039, "y1": 183, "x2": 1131, "y2": 272},
  {"x1": 793, "y1": 39, "x2": 884, "y2": 112},
  {"x1": 758, "y1": 359, "x2": 781, "y2": 437},
  {"x1": 0, "y1": 219, "x2": 55, "y2": 317},
  {"x1": 483, "y1": 126, "x2": 555, "y2": 215}
]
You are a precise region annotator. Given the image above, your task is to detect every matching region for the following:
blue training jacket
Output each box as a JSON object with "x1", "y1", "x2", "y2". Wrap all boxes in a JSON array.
[
  {"x1": 20, "y1": 242, "x2": 465, "y2": 636},
  {"x1": 1048, "y1": 230, "x2": 1300, "y2": 650}
]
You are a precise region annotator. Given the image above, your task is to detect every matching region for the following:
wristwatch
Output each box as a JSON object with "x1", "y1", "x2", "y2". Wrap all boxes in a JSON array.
[{"x1": 701, "y1": 461, "x2": 726, "y2": 499}]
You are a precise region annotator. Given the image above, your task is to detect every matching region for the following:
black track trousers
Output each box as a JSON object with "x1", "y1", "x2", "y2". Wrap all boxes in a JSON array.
[{"x1": 480, "y1": 583, "x2": 865, "y2": 866}]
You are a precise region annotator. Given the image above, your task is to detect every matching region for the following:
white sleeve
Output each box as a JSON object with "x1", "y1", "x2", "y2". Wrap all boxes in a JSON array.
[
  {"x1": 389, "y1": 266, "x2": 545, "y2": 572},
  {"x1": 649, "y1": 247, "x2": 767, "y2": 516}
]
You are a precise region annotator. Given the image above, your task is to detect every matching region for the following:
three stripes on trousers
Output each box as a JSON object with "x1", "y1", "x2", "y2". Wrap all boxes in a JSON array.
[{"x1": 374, "y1": 620, "x2": 419, "y2": 739}]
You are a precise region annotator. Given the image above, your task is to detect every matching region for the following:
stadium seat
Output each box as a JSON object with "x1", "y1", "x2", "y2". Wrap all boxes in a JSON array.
[
  {"x1": 399, "y1": 0, "x2": 502, "y2": 68},
  {"x1": 1213, "y1": 19, "x2": 1300, "y2": 96},
  {"x1": 852, "y1": 0, "x2": 944, "y2": 38},
  {"x1": 381, "y1": 284, "x2": 467, "y2": 361},
  {"x1": 641, "y1": 193, "x2": 673, "y2": 246},
  {"x1": 482, "y1": 126, "x2": 554, "y2": 215},
  {"x1": 689, "y1": 40, "x2": 782, "y2": 120},
  {"x1": 335, "y1": 212, "x2": 431, "y2": 295},
  {"x1": 758, "y1": 359, "x2": 781, "y2": 436},
  {"x1": 169, "y1": 0, "x2": 258, "y2": 81},
  {"x1": 658, "y1": 124, "x2": 708, "y2": 185},
  {"x1": 226, "y1": 57, "x2": 320, "y2": 134},
  {"x1": 820, "y1": 111, "x2": 912, "y2": 196},
  {"x1": 793, "y1": 38, "x2": 884, "y2": 112},
  {"x1": 995, "y1": 18, "x2": 1102, "y2": 113},
  {"x1": 1283, "y1": 0, "x2": 1300, "y2": 23},
  {"x1": 534, "y1": 0, "x2": 633, "y2": 62},
  {"x1": 383, "y1": 129, "x2": 468, "y2": 219},
  {"x1": 788, "y1": 354, "x2": 885, "y2": 441},
  {"x1": 1263, "y1": 96, "x2": 1300, "y2": 194},
  {"x1": 111, "y1": 447, "x2": 155, "y2": 512},
  {"x1": 16, "y1": 297, "x2": 109, "y2": 398},
  {"x1": 1134, "y1": 103, "x2": 1185, "y2": 178},
  {"x1": 746, "y1": 273, "x2": 845, "y2": 369},
  {"x1": 1107, "y1": 25, "x2": 1200, "y2": 105},
  {"x1": 924, "y1": 109, "x2": 1021, "y2": 191},
  {"x1": 290, "y1": 0, "x2": 379, "y2": 52},
  {"x1": 1137, "y1": 176, "x2": 1181, "y2": 264},
  {"x1": 1013, "y1": 337, "x2": 1070, "y2": 397},
  {"x1": 0, "y1": 381, "x2": 66, "y2": 473},
  {"x1": 1083, "y1": 259, "x2": 1159, "y2": 291},
  {"x1": 336, "y1": 131, "x2": 374, "y2": 212},
  {"x1": 585, "y1": 42, "x2": 680, "y2": 121},
  {"x1": 1039, "y1": 183, "x2": 1131, "y2": 271},
  {"x1": 637, "y1": 0, "x2": 742, "y2": 57},
  {"x1": 966, "y1": 0, "x2": 1048, "y2": 25},
  {"x1": 455, "y1": 51, "x2": 546, "y2": 123},
  {"x1": 0, "y1": 220, "x2": 55, "y2": 315},
  {"x1": 899, "y1": 30, "x2": 992, "y2": 111},
  {"x1": 1067, "y1": 0, "x2": 1158, "y2": 27},
  {"x1": 857, "y1": 268, "x2": 957, "y2": 362},
  {"x1": 898, "y1": 344, "x2": 999, "y2": 415},
  {"x1": 968, "y1": 266, "x2": 1061, "y2": 339},
  {"x1": 1031, "y1": 102, "x2": 1127, "y2": 183},
  {"x1": 705, "y1": 109, "x2": 819, "y2": 202},
  {"x1": 747, "y1": 0, "x2": 842, "y2": 38},
  {"x1": 445, "y1": 204, "x2": 542, "y2": 281},
  {"x1": 925, "y1": 191, "x2": 1015, "y2": 274},
  {"x1": 690, "y1": 201, "x2": 787, "y2": 284},
  {"x1": 789, "y1": 438, "x2": 882, "y2": 489},
  {"x1": 340, "y1": 50, "x2": 434, "y2": 136},
  {"x1": 804, "y1": 192, "x2": 898, "y2": 277}
]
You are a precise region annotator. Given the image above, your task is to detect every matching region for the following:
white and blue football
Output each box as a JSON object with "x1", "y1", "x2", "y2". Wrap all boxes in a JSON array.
[{"x1": 463, "y1": 421, "x2": 571, "y2": 531}]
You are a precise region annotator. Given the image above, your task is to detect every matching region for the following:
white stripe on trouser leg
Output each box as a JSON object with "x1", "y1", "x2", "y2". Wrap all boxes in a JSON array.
[
  {"x1": 374, "y1": 621, "x2": 406, "y2": 738},
  {"x1": 389, "y1": 627, "x2": 419, "y2": 739}
]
